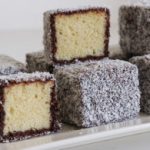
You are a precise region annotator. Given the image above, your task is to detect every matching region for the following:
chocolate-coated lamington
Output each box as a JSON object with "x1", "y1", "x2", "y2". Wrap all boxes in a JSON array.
[
  {"x1": 26, "y1": 51, "x2": 53, "y2": 73},
  {"x1": 0, "y1": 72, "x2": 59, "y2": 142},
  {"x1": 129, "y1": 54, "x2": 150, "y2": 114},
  {"x1": 0, "y1": 55, "x2": 26, "y2": 75},
  {"x1": 43, "y1": 7, "x2": 110, "y2": 64},
  {"x1": 54, "y1": 59, "x2": 140, "y2": 127},
  {"x1": 119, "y1": 5, "x2": 150, "y2": 57}
]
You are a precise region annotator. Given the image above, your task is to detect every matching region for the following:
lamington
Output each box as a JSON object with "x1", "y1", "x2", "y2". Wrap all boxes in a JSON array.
[
  {"x1": 119, "y1": 3, "x2": 150, "y2": 58},
  {"x1": 54, "y1": 59, "x2": 140, "y2": 128},
  {"x1": 129, "y1": 54, "x2": 150, "y2": 114},
  {"x1": 43, "y1": 7, "x2": 110, "y2": 64},
  {"x1": 0, "y1": 72, "x2": 59, "y2": 142},
  {"x1": 26, "y1": 51, "x2": 53, "y2": 73},
  {"x1": 0, "y1": 55, "x2": 26, "y2": 75}
]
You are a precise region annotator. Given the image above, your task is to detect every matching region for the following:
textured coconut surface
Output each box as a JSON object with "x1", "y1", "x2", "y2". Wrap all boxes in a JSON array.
[
  {"x1": 129, "y1": 54, "x2": 150, "y2": 114},
  {"x1": 55, "y1": 59, "x2": 140, "y2": 127}
]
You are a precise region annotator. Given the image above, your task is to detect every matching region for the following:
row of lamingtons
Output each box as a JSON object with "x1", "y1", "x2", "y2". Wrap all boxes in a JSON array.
[{"x1": 0, "y1": 4, "x2": 150, "y2": 142}]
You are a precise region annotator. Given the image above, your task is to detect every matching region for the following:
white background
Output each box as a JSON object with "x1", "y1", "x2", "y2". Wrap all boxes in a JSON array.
[
  {"x1": 0, "y1": 0, "x2": 127, "y2": 62},
  {"x1": 0, "y1": 0, "x2": 126, "y2": 30}
]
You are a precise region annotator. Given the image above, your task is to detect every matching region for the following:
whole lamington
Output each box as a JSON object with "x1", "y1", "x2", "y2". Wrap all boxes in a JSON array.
[
  {"x1": 129, "y1": 54, "x2": 150, "y2": 114},
  {"x1": 26, "y1": 51, "x2": 53, "y2": 73},
  {"x1": 0, "y1": 55, "x2": 26, "y2": 75},
  {"x1": 54, "y1": 59, "x2": 140, "y2": 128},
  {"x1": 119, "y1": 4, "x2": 150, "y2": 57}
]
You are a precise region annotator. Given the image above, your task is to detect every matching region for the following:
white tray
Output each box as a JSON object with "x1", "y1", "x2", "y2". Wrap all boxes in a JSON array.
[{"x1": 1, "y1": 114, "x2": 150, "y2": 150}]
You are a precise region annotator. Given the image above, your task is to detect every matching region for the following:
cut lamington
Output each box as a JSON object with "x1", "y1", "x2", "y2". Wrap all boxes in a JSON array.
[
  {"x1": 0, "y1": 72, "x2": 59, "y2": 142},
  {"x1": 119, "y1": 3, "x2": 150, "y2": 57},
  {"x1": 43, "y1": 7, "x2": 110, "y2": 64},
  {"x1": 54, "y1": 59, "x2": 140, "y2": 127},
  {"x1": 0, "y1": 55, "x2": 26, "y2": 75},
  {"x1": 26, "y1": 51, "x2": 53, "y2": 73}
]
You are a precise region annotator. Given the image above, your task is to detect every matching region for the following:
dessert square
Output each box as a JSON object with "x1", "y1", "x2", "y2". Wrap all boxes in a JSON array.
[
  {"x1": 0, "y1": 55, "x2": 26, "y2": 75},
  {"x1": 54, "y1": 59, "x2": 140, "y2": 127},
  {"x1": 0, "y1": 72, "x2": 59, "y2": 142},
  {"x1": 119, "y1": 5, "x2": 150, "y2": 57},
  {"x1": 129, "y1": 54, "x2": 150, "y2": 114},
  {"x1": 43, "y1": 7, "x2": 110, "y2": 64},
  {"x1": 26, "y1": 51, "x2": 53, "y2": 73}
]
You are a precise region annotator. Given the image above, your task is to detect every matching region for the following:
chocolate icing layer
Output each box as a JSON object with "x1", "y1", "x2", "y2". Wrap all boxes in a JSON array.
[{"x1": 0, "y1": 88, "x2": 4, "y2": 138}]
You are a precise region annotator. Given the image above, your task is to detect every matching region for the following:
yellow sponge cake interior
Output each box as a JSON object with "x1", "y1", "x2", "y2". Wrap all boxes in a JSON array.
[
  {"x1": 54, "y1": 9, "x2": 109, "y2": 61},
  {"x1": 3, "y1": 81, "x2": 53, "y2": 135}
]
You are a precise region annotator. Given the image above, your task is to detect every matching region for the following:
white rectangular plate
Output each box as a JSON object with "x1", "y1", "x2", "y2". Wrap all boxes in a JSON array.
[{"x1": 1, "y1": 114, "x2": 150, "y2": 150}]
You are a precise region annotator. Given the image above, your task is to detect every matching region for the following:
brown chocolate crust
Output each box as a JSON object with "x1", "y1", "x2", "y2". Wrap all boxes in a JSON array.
[
  {"x1": 104, "y1": 9, "x2": 110, "y2": 57},
  {"x1": 0, "y1": 80, "x2": 60, "y2": 143},
  {"x1": 0, "y1": 79, "x2": 53, "y2": 88},
  {"x1": 50, "y1": 82, "x2": 60, "y2": 132},
  {"x1": 0, "y1": 88, "x2": 5, "y2": 138},
  {"x1": 50, "y1": 8, "x2": 110, "y2": 64}
]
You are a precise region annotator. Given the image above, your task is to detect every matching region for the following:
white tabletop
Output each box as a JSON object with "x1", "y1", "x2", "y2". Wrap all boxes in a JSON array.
[{"x1": 0, "y1": 114, "x2": 150, "y2": 150}]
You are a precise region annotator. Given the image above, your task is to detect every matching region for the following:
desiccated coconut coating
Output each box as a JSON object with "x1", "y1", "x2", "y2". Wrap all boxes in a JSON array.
[
  {"x1": 54, "y1": 59, "x2": 140, "y2": 128},
  {"x1": 26, "y1": 51, "x2": 53, "y2": 73},
  {"x1": 0, "y1": 72, "x2": 55, "y2": 85},
  {"x1": 0, "y1": 55, "x2": 26, "y2": 75},
  {"x1": 119, "y1": 5, "x2": 150, "y2": 58},
  {"x1": 129, "y1": 54, "x2": 150, "y2": 114}
]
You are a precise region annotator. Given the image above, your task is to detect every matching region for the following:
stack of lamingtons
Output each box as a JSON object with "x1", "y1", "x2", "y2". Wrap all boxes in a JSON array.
[
  {"x1": 0, "y1": 7, "x2": 141, "y2": 143},
  {"x1": 27, "y1": 8, "x2": 140, "y2": 130},
  {"x1": 119, "y1": 1, "x2": 150, "y2": 114}
]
